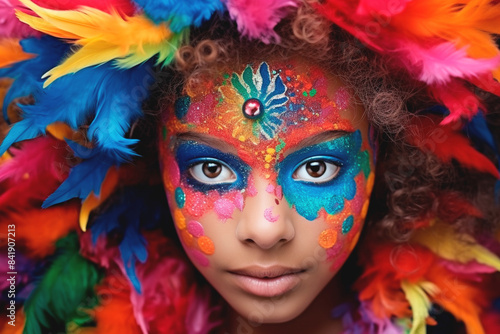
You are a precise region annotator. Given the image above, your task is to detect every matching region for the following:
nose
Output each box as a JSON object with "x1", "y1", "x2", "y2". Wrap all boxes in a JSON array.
[{"x1": 235, "y1": 175, "x2": 295, "y2": 249}]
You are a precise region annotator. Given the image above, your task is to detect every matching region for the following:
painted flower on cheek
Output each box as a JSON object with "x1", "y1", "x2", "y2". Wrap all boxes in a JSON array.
[{"x1": 219, "y1": 62, "x2": 288, "y2": 143}]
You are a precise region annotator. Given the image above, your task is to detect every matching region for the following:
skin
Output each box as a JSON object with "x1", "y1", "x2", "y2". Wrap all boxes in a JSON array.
[{"x1": 159, "y1": 57, "x2": 375, "y2": 333}]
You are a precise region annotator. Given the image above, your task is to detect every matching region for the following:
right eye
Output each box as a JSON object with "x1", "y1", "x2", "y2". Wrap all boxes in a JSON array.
[{"x1": 189, "y1": 160, "x2": 237, "y2": 184}]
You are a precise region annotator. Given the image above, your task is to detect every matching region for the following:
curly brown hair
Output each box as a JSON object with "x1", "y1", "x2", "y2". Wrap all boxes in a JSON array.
[{"x1": 142, "y1": 0, "x2": 500, "y2": 242}]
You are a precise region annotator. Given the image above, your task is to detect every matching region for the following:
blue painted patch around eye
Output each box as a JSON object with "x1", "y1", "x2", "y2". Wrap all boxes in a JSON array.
[
  {"x1": 342, "y1": 215, "x2": 354, "y2": 234},
  {"x1": 276, "y1": 131, "x2": 370, "y2": 221},
  {"x1": 175, "y1": 141, "x2": 251, "y2": 193},
  {"x1": 175, "y1": 187, "x2": 185, "y2": 208},
  {"x1": 175, "y1": 96, "x2": 191, "y2": 120}
]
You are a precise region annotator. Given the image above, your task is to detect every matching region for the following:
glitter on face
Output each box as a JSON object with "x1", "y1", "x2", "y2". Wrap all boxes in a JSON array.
[
  {"x1": 342, "y1": 215, "x2": 354, "y2": 234},
  {"x1": 160, "y1": 59, "x2": 374, "y2": 274},
  {"x1": 319, "y1": 229, "x2": 337, "y2": 249},
  {"x1": 264, "y1": 207, "x2": 279, "y2": 223},
  {"x1": 214, "y1": 198, "x2": 236, "y2": 220},
  {"x1": 175, "y1": 187, "x2": 185, "y2": 208},
  {"x1": 277, "y1": 131, "x2": 370, "y2": 221},
  {"x1": 187, "y1": 221, "x2": 204, "y2": 238},
  {"x1": 334, "y1": 87, "x2": 350, "y2": 110},
  {"x1": 174, "y1": 96, "x2": 191, "y2": 120}
]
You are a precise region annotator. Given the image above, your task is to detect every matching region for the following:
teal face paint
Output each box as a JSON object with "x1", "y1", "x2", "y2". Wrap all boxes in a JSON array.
[
  {"x1": 175, "y1": 187, "x2": 186, "y2": 208},
  {"x1": 342, "y1": 215, "x2": 354, "y2": 234},
  {"x1": 276, "y1": 130, "x2": 370, "y2": 221}
]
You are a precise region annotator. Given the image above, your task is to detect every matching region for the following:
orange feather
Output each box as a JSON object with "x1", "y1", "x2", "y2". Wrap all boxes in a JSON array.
[{"x1": 0, "y1": 39, "x2": 35, "y2": 68}]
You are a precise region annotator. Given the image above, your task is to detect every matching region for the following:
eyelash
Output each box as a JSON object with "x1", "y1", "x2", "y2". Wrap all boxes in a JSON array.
[
  {"x1": 188, "y1": 159, "x2": 237, "y2": 185},
  {"x1": 292, "y1": 157, "x2": 342, "y2": 184}
]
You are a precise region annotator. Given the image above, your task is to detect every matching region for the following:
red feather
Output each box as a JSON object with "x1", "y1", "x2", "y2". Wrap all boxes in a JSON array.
[
  {"x1": 407, "y1": 116, "x2": 499, "y2": 177},
  {"x1": 29, "y1": 0, "x2": 136, "y2": 15}
]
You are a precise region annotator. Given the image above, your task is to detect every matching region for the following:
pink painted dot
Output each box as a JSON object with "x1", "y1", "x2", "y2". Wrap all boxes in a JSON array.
[
  {"x1": 264, "y1": 207, "x2": 279, "y2": 223},
  {"x1": 275, "y1": 185, "x2": 283, "y2": 200},
  {"x1": 214, "y1": 198, "x2": 236, "y2": 220},
  {"x1": 266, "y1": 183, "x2": 275, "y2": 193},
  {"x1": 233, "y1": 192, "x2": 244, "y2": 211},
  {"x1": 247, "y1": 175, "x2": 258, "y2": 197},
  {"x1": 190, "y1": 249, "x2": 209, "y2": 267},
  {"x1": 187, "y1": 221, "x2": 204, "y2": 238},
  {"x1": 164, "y1": 156, "x2": 180, "y2": 187}
]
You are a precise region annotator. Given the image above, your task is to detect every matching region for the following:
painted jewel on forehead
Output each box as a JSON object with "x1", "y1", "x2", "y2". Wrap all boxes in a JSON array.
[{"x1": 220, "y1": 62, "x2": 288, "y2": 142}]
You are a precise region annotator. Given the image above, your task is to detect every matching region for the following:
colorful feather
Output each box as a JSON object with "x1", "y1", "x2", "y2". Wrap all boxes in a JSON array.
[
  {"x1": 401, "y1": 280, "x2": 438, "y2": 334},
  {"x1": 132, "y1": 0, "x2": 224, "y2": 32},
  {"x1": 0, "y1": 38, "x2": 35, "y2": 68},
  {"x1": 0, "y1": 36, "x2": 68, "y2": 123},
  {"x1": 15, "y1": 0, "x2": 187, "y2": 86},
  {"x1": 92, "y1": 274, "x2": 142, "y2": 334},
  {"x1": 80, "y1": 167, "x2": 119, "y2": 231},
  {"x1": 0, "y1": 61, "x2": 154, "y2": 174},
  {"x1": 404, "y1": 41, "x2": 500, "y2": 85},
  {"x1": 407, "y1": 116, "x2": 499, "y2": 177},
  {"x1": 23, "y1": 233, "x2": 103, "y2": 333},
  {"x1": 24, "y1": 0, "x2": 136, "y2": 14},
  {"x1": 225, "y1": 0, "x2": 298, "y2": 44},
  {"x1": 42, "y1": 144, "x2": 115, "y2": 207},
  {"x1": 317, "y1": 0, "x2": 500, "y2": 122},
  {"x1": 413, "y1": 222, "x2": 500, "y2": 270},
  {"x1": 0, "y1": 136, "x2": 71, "y2": 213},
  {"x1": 0, "y1": 206, "x2": 79, "y2": 258},
  {"x1": 0, "y1": 0, "x2": 40, "y2": 38}
]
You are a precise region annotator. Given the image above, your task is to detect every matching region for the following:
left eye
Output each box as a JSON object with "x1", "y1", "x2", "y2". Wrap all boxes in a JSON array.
[
  {"x1": 189, "y1": 160, "x2": 237, "y2": 184},
  {"x1": 292, "y1": 160, "x2": 340, "y2": 183}
]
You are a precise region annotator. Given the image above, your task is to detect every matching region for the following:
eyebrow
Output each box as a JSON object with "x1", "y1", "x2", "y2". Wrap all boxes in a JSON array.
[
  {"x1": 284, "y1": 130, "x2": 352, "y2": 157},
  {"x1": 172, "y1": 132, "x2": 238, "y2": 155}
]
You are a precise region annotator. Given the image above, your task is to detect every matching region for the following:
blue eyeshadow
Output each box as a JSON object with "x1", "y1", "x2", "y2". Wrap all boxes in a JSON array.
[
  {"x1": 175, "y1": 141, "x2": 250, "y2": 193},
  {"x1": 276, "y1": 130, "x2": 369, "y2": 221}
]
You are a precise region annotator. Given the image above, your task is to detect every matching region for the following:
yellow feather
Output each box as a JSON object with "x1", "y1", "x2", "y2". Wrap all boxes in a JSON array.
[
  {"x1": 15, "y1": 0, "x2": 186, "y2": 87},
  {"x1": 413, "y1": 222, "x2": 500, "y2": 270},
  {"x1": 401, "y1": 280, "x2": 438, "y2": 334}
]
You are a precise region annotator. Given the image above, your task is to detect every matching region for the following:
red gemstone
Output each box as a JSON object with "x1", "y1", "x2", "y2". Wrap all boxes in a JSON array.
[{"x1": 243, "y1": 99, "x2": 263, "y2": 119}]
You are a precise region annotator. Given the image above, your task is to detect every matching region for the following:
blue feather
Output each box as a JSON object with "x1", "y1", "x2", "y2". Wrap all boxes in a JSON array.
[
  {"x1": 0, "y1": 62, "x2": 154, "y2": 163},
  {"x1": 132, "y1": 0, "x2": 224, "y2": 32},
  {"x1": 89, "y1": 186, "x2": 169, "y2": 293},
  {"x1": 0, "y1": 36, "x2": 69, "y2": 123},
  {"x1": 42, "y1": 142, "x2": 115, "y2": 208}
]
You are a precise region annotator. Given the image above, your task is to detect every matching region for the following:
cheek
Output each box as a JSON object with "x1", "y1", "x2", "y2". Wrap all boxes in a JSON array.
[
  {"x1": 317, "y1": 171, "x2": 375, "y2": 271},
  {"x1": 162, "y1": 154, "x2": 247, "y2": 267}
]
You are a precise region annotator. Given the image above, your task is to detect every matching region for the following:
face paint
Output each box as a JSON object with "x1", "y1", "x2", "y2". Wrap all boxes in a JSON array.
[
  {"x1": 159, "y1": 58, "x2": 375, "y2": 324},
  {"x1": 277, "y1": 130, "x2": 370, "y2": 221}
]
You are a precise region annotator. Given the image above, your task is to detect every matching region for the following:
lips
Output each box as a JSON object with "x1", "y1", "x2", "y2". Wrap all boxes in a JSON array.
[{"x1": 228, "y1": 266, "x2": 305, "y2": 298}]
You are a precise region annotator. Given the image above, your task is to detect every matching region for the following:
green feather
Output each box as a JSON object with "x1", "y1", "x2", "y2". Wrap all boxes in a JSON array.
[{"x1": 23, "y1": 233, "x2": 103, "y2": 334}]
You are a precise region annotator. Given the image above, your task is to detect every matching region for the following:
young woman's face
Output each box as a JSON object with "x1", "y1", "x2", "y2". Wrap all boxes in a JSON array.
[{"x1": 159, "y1": 58, "x2": 375, "y2": 323}]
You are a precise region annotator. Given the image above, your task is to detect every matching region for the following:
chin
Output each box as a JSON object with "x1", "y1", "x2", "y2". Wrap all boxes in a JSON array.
[{"x1": 229, "y1": 296, "x2": 311, "y2": 325}]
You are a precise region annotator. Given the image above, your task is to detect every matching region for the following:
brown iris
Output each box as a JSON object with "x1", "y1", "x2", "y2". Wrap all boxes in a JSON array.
[
  {"x1": 305, "y1": 161, "x2": 326, "y2": 178},
  {"x1": 202, "y1": 162, "x2": 222, "y2": 178}
]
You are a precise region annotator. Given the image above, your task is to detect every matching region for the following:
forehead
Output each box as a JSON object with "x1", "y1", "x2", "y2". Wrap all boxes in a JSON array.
[{"x1": 163, "y1": 58, "x2": 365, "y2": 153}]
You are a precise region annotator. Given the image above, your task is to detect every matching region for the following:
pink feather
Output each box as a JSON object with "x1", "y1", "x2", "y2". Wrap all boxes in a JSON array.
[
  {"x1": 355, "y1": 0, "x2": 411, "y2": 17},
  {"x1": 0, "y1": 0, "x2": 40, "y2": 38},
  {"x1": 225, "y1": 0, "x2": 298, "y2": 43},
  {"x1": 439, "y1": 259, "x2": 497, "y2": 282},
  {"x1": 403, "y1": 41, "x2": 500, "y2": 84}
]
